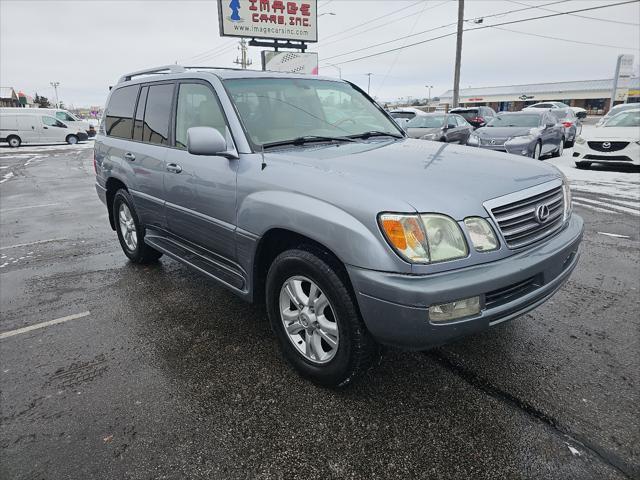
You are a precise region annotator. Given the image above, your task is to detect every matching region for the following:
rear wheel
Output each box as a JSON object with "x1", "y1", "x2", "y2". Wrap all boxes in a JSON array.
[
  {"x1": 7, "y1": 135, "x2": 21, "y2": 148},
  {"x1": 66, "y1": 134, "x2": 78, "y2": 145},
  {"x1": 112, "y1": 189, "x2": 163, "y2": 264},
  {"x1": 266, "y1": 247, "x2": 378, "y2": 387},
  {"x1": 575, "y1": 161, "x2": 592, "y2": 170}
]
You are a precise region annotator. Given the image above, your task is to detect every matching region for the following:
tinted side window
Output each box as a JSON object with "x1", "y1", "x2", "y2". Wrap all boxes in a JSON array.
[
  {"x1": 133, "y1": 86, "x2": 148, "y2": 142},
  {"x1": 105, "y1": 85, "x2": 138, "y2": 139},
  {"x1": 175, "y1": 83, "x2": 227, "y2": 149},
  {"x1": 143, "y1": 84, "x2": 173, "y2": 145}
]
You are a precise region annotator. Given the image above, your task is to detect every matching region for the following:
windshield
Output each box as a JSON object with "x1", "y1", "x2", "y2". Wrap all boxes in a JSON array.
[
  {"x1": 406, "y1": 115, "x2": 446, "y2": 128},
  {"x1": 487, "y1": 114, "x2": 541, "y2": 128},
  {"x1": 604, "y1": 110, "x2": 640, "y2": 127},
  {"x1": 224, "y1": 78, "x2": 402, "y2": 147}
]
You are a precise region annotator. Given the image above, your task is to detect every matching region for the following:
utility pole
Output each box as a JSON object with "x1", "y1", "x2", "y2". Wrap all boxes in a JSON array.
[
  {"x1": 233, "y1": 39, "x2": 252, "y2": 69},
  {"x1": 366, "y1": 73, "x2": 372, "y2": 95},
  {"x1": 50, "y1": 81, "x2": 60, "y2": 108},
  {"x1": 452, "y1": 0, "x2": 464, "y2": 108}
]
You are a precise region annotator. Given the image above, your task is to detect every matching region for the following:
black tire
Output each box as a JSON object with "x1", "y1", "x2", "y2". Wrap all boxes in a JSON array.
[
  {"x1": 66, "y1": 134, "x2": 78, "y2": 145},
  {"x1": 565, "y1": 139, "x2": 574, "y2": 148},
  {"x1": 7, "y1": 135, "x2": 21, "y2": 148},
  {"x1": 112, "y1": 189, "x2": 163, "y2": 264},
  {"x1": 266, "y1": 247, "x2": 378, "y2": 387},
  {"x1": 551, "y1": 138, "x2": 564, "y2": 158},
  {"x1": 575, "y1": 161, "x2": 592, "y2": 170}
]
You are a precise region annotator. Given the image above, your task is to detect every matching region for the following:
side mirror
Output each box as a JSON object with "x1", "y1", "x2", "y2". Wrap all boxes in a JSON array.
[
  {"x1": 576, "y1": 111, "x2": 587, "y2": 119},
  {"x1": 545, "y1": 122, "x2": 556, "y2": 129},
  {"x1": 187, "y1": 126, "x2": 237, "y2": 158}
]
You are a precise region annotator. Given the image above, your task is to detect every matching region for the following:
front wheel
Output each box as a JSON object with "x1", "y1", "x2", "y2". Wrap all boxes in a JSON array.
[
  {"x1": 66, "y1": 134, "x2": 78, "y2": 145},
  {"x1": 7, "y1": 135, "x2": 21, "y2": 148},
  {"x1": 112, "y1": 189, "x2": 163, "y2": 264},
  {"x1": 266, "y1": 247, "x2": 378, "y2": 387},
  {"x1": 532, "y1": 142, "x2": 542, "y2": 160}
]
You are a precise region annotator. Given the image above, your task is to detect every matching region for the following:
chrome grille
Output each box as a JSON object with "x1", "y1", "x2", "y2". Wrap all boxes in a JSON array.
[
  {"x1": 490, "y1": 185, "x2": 564, "y2": 249},
  {"x1": 587, "y1": 141, "x2": 628, "y2": 152}
]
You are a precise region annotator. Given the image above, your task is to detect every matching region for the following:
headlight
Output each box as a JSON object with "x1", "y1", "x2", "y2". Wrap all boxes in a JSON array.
[
  {"x1": 379, "y1": 213, "x2": 468, "y2": 263},
  {"x1": 562, "y1": 175, "x2": 572, "y2": 222},
  {"x1": 463, "y1": 217, "x2": 499, "y2": 251},
  {"x1": 506, "y1": 135, "x2": 534, "y2": 144},
  {"x1": 467, "y1": 134, "x2": 479, "y2": 146},
  {"x1": 575, "y1": 136, "x2": 585, "y2": 144}
]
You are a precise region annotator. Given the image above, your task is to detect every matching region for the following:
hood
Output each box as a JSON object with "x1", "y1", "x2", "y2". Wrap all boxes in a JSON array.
[
  {"x1": 406, "y1": 127, "x2": 441, "y2": 139},
  {"x1": 263, "y1": 138, "x2": 561, "y2": 220},
  {"x1": 585, "y1": 126, "x2": 640, "y2": 141},
  {"x1": 474, "y1": 126, "x2": 533, "y2": 139}
]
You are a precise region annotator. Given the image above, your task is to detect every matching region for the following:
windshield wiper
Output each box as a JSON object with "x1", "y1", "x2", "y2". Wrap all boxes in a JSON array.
[
  {"x1": 348, "y1": 130, "x2": 403, "y2": 140},
  {"x1": 262, "y1": 135, "x2": 359, "y2": 149}
]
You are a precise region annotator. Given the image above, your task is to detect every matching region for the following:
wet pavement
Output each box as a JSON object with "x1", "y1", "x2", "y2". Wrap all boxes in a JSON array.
[{"x1": 1, "y1": 142, "x2": 638, "y2": 479}]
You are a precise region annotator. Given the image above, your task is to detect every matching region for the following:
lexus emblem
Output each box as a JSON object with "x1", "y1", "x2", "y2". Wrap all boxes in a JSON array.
[
  {"x1": 490, "y1": 139, "x2": 496, "y2": 145},
  {"x1": 535, "y1": 204, "x2": 550, "y2": 224},
  {"x1": 602, "y1": 142, "x2": 611, "y2": 149}
]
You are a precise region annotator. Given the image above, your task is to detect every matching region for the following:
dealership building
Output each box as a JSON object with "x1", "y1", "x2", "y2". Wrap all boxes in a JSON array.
[{"x1": 438, "y1": 77, "x2": 640, "y2": 114}]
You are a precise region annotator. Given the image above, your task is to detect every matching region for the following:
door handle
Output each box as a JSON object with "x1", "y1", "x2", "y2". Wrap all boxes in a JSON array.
[
  {"x1": 166, "y1": 163, "x2": 182, "y2": 174},
  {"x1": 124, "y1": 152, "x2": 136, "y2": 161}
]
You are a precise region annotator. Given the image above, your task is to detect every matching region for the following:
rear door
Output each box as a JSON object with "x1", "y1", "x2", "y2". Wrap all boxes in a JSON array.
[{"x1": 164, "y1": 80, "x2": 238, "y2": 261}]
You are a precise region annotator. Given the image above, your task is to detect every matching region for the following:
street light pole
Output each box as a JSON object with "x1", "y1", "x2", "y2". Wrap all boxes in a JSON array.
[
  {"x1": 426, "y1": 84, "x2": 433, "y2": 107},
  {"x1": 366, "y1": 73, "x2": 372, "y2": 95},
  {"x1": 50, "y1": 81, "x2": 60, "y2": 107},
  {"x1": 452, "y1": 0, "x2": 464, "y2": 108}
]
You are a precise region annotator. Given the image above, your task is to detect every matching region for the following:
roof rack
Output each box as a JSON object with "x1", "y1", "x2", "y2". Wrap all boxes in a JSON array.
[{"x1": 117, "y1": 65, "x2": 186, "y2": 84}]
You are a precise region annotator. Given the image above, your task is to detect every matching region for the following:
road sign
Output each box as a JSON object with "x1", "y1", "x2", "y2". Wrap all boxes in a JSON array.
[{"x1": 262, "y1": 51, "x2": 318, "y2": 74}]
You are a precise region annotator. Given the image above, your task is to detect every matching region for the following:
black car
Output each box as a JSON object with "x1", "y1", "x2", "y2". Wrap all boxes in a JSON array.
[
  {"x1": 404, "y1": 113, "x2": 473, "y2": 144},
  {"x1": 450, "y1": 106, "x2": 497, "y2": 129}
]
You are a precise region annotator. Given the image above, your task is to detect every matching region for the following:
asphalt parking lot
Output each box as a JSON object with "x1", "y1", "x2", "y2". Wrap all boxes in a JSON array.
[{"x1": 1, "y1": 136, "x2": 639, "y2": 479}]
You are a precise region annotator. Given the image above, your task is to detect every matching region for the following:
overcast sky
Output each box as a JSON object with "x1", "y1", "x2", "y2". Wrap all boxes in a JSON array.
[{"x1": 1, "y1": 0, "x2": 639, "y2": 107}]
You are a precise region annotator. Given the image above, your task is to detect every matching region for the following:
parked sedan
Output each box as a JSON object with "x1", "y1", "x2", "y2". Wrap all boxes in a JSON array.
[
  {"x1": 404, "y1": 113, "x2": 473, "y2": 143},
  {"x1": 573, "y1": 109, "x2": 640, "y2": 169},
  {"x1": 524, "y1": 101, "x2": 587, "y2": 119},
  {"x1": 596, "y1": 103, "x2": 640, "y2": 126},
  {"x1": 549, "y1": 108, "x2": 582, "y2": 147},
  {"x1": 467, "y1": 111, "x2": 565, "y2": 159}
]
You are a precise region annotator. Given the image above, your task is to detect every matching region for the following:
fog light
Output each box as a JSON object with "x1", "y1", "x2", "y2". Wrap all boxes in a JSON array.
[{"x1": 429, "y1": 296, "x2": 481, "y2": 322}]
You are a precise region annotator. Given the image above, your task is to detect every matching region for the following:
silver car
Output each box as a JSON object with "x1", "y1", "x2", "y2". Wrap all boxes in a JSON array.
[
  {"x1": 95, "y1": 66, "x2": 583, "y2": 387},
  {"x1": 468, "y1": 111, "x2": 565, "y2": 159}
]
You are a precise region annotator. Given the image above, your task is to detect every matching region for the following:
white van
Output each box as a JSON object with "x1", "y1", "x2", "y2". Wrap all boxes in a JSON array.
[
  {"x1": 0, "y1": 107, "x2": 93, "y2": 137},
  {"x1": 0, "y1": 111, "x2": 88, "y2": 147}
]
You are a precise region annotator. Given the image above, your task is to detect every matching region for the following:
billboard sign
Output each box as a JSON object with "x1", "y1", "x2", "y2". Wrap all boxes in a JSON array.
[
  {"x1": 262, "y1": 51, "x2": 318, "y2": 74},
  {"x1": 218, "y1": 0, "x2": 318, "y2": 43}
]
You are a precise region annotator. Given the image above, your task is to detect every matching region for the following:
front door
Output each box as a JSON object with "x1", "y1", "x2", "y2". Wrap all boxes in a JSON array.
[
  {"x1": 40, "y1": 115, "x2": 66, "y2": 143},
  {"x1": 164, "y1": 81, "x2": 239, "y2": 262}
]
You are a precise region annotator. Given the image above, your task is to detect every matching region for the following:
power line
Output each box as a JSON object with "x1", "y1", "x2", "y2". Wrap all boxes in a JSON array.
[
  {"x1": 507, "y1": 0, "x2": 640, "y2": 26},
  {"x1": 192, "y1": 44, "x2": 239, "y2": 64},
  {"x1": 322, "y1": 0, "x2": 571, "y2": 61},
  {"x1": 331, "y1": 0, "x2": 639, "y2": 65},
  {"x1": 316, "y1": 0, "x2": 450, "y2": 49},
  {"x1": 490, "y1": 26, "x2": 640, "y2": 50},
  {"x1": 181, "y1": 40, "x2": 237, "y2": 63},
  {"x1": 319, "y1": 0, "x2": 426, "y2": 43}
]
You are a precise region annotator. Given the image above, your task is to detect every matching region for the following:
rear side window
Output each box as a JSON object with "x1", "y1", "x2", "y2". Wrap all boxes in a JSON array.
[
  {"x1": 133, "y1": 86, "x2": 149, "y2": 142},
  {"x1": 175, "y1": 83, "x2": 227, "y2": 149},
  {"x1": 105, "y1": 86, "x2": 138, "y2": 139},
  {"x1": 142, "y1": 84, "x2": 173, "y2": 145}
]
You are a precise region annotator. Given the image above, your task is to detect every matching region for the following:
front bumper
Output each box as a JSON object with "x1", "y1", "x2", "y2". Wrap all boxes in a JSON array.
[
  {"x1": 348, "y1": 214, "x2": 584, "y2": 350},
  {"x1": 471, "y1": 141, "x2": 536, "y2": 157},
  {"x1": 573, "y1": 141, "x2": 639, "y2": 165}
]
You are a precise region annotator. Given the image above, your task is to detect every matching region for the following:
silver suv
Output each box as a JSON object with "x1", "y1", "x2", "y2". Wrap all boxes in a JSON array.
[{"x1": 95, "y1": 65, "x2": 584, "y2": 387}]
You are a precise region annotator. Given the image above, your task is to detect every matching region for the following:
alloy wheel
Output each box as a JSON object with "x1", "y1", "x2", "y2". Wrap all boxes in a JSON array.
[
  {"x1": 279, "y1": 275, "x2": 339, "y2": 364},
  {"x1": 118, "y1": 203, "x2": 138, "y2": 251}
]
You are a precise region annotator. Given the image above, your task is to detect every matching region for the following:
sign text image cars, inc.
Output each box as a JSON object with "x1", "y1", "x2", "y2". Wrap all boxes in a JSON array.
[{"x1": 218, "y1": 0, "x2": 318, "y2": 42}]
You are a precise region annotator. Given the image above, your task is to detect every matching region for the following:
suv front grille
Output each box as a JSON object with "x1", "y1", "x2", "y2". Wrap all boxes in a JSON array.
[
  {"x1": 490, "y1": 185, "x2": 564, "y2": 249},
  {"x1": 587, "y1": 141, "x2": 628, "y2": 152}
]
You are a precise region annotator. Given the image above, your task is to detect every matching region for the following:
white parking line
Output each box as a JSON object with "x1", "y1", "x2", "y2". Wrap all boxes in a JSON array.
[
  {"x1": 0, "y1": 238, "x2": 67, "y2": 250},
  {"x1": 597, "y1": 232, "x2": 631, "y2": 239},
  {"x1": 0, "y1": 311, "x2": 91, "y2": 340},
  {"x1": 0, "y1": 203, "x2": 60, "y2": 213},
  {"x1": 573, "y1": 197, "x2": 640, "y2": 216}
]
